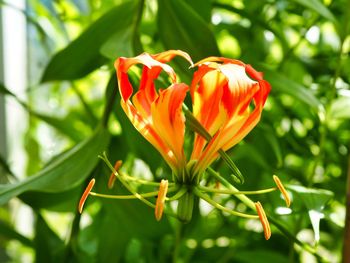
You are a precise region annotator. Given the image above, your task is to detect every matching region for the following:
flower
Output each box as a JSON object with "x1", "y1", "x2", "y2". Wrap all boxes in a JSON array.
[
  {"x1": 190, "y1": 57, "x2": 271, "y2": 176},
  {"x1": 79, "y1": 51, "x2": 290, "y2": 240},
  {"x1": 115, "y1": 51, "x2": 270, "y2": 182},
  {"x1": 115, "y1": 50, "x2": 192, "y2": 177}
]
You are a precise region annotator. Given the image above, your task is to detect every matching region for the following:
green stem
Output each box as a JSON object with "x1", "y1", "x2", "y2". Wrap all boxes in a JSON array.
[
  {"x1": 122, "y1": 173, "x2": 175, "y2": 186},
  {"x1": 198, "y1": 185, "x2": 276, "y2": 195},
  {"x1": 167, "y1": 187, "x2": 187, "y2": 201},
  {"x1": 207, "y1": 167, "x2": 255, "y2": 209},
  {"x1": 193, "y1": 187, "x2": 258, "y2": 219},
  {"x1": 90, "y1": 187, "x2": 177, "y2": 199},
  {"x1": 172, "y1": 221, "x2": 183, "y2": 263},
  {"x1": 99, "y1": 152, "x2": 156, "y2": 208}
]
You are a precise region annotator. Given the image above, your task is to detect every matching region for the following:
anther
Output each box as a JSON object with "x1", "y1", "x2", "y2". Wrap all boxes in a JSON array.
[
  {"x1": 78, "y1": 179, "x2": 96, "y2": 214},
  {"x1": 108, "y1": 160, "x2": 123, "y2": 189},
  {"x1": 155, "y1": 179, "x2": 169, "y2": 221},
  {"x1": 273, "y1": 175, "x2": 291, "y2": 207},
  {"x1": 255, "y1": 201, "x2": 271, "y2": 240}
]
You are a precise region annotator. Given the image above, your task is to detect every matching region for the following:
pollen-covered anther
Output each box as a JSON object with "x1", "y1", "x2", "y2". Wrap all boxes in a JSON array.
[
  {"x1": 273, "y1": 175, "x2": 291, "y2": 207},
  {"x1": 78, "y1": 178, "x2": 96, "y2": 214},
  {"x1": 108, "y1": 160, "x2": 123, "y2": 189},
  {"x1": 155, "y1": 179, "x2": 169, "y2": 221},
  {"x1": 255, "y1": 201, "x2": 271, "y2": 240}
]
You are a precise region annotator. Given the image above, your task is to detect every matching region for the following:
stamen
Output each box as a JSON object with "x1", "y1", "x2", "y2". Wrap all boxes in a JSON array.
[
  {"x1": 193, "y1": 188, "x2": 259, "y2": 219},
  {"x1": 78, "y1": 178, "x2": 95, "y2": 214},
  {"x1": 273, "y1": 175, "x2": 291, "y2": 207},
  {"x1": 155, "y1": 179, "x2": 169, "y2": 221},
  {"x1": 108, "y1": 160, "x2": 123, "y2": 189},
  {"x1": 255, "y1": 201, "x2": 271, "y2": 240},
  {"x1": 198, "y1": 185, "x2": 276, "y2": 195}
]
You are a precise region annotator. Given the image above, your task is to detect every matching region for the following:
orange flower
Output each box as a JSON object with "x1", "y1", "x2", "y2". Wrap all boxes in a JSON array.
[
  {"x1": 115, "y1": 50, "x2": 193, "y2": 176},
  {"x1": 115, "y1": 51, "x2": 270, "y2": 181},
  {"x1": 190, "y1": 57, "x2": 271, "y2": 175}
]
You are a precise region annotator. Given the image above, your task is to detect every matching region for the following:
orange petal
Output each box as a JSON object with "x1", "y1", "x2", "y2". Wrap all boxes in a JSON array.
[
  {"x1": 155, "y1": 179, "x2": 169, "y2": 221},
  {"x1": 192, "y1": 61, "x2": 270, "y2": 174},
  {"x1": 192, "y1": 56, "x2": 244, "y2": 68},
  {"x1": 255, "y1": 201, "x2": 271, "y2": 240},
  {"x1": 152, "y1": 83, "x2": 188, "y2": 167},
  {"x1": 190, "y1": 64, "x2": 228, "y2": 160},
  {"x1": 114, "y1": 51, "x2": 192, "y2": 172},
  {"x1": 273, "y1": 175, "x2": 291, "y2": 207},
  {"x1": 121, "y1": 101, "x2": 177, "y2": 170},
  {"x1": 78, "y1": 179, "x2": 95, "y2": 214}
]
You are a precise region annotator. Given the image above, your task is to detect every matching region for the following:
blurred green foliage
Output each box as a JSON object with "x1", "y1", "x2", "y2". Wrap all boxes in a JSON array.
[{"x1": 0, "y1": 0, "x2": 349, "y2": 262}]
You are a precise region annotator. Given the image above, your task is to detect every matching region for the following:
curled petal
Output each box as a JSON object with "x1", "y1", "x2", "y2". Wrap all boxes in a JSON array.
[
  {"x1": 155, "y1": 179, "x2": 169, "y2": 221},
  {"x1": 255, "y1": 201, "x2": 271, "y2": 240},
  {"x1": 78, "y1": 179, "x2": 95, "y2": 214},
  {"x1": 273, "y1": 175, "x2": 291, "y2": 207},
  {"x1": 192, "y1": 61, "x2": 270, "y2": 174},
  {"x1": 190, "y1": 66, "x2": 228, "y2": 160},
  {"x1": 114, "y1": 51, "x2": 192, "y2": 173},
  {"x1": 192, "y1": 56, "x2": 244, "y2": 68},
  {"x1": 152, "y1": 84, "x2": 188, "y2": 167}
]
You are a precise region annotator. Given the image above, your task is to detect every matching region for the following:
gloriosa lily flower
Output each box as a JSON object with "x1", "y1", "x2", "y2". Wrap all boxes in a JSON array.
[
  {"x1": 79, "y1": 50, "x2": 291, "y2": 241},
  {"x1": 115, "y1": 51, "x2": 270, "y2": 182}
]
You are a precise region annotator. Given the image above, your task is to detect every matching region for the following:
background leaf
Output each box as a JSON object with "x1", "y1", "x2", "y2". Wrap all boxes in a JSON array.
[
  {"x1": 157, "y1": 0, "x2": 220, "y2": 61},
  {"x1": 41, "y1": 1, "x2": 138, "y2": 82},
  {"x1": 0, "y1": 128, "x2": 110, "y2": 205},
  {"x1": 287, "y1": 185, "x2": 334, "y2": 243}
]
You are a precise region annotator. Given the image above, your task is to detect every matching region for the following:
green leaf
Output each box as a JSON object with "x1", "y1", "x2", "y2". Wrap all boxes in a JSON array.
[
  {"x1": 263, "y1": 68, "x2": 323, "y2": 113},
  {"x1": 19, "y1": 187, "x2": 80, "y2": 212},
  {"x1": 291, "y1": 0, "x2": 337, "y2": 23},
  {"x1": 0, "y1": 128, "x2": 110, "y2": 205},
  {"x1": 0, "y1": 83, "x2": 87, "y2": 141},
  {"x1": 287, "y1": 185, "x2": 334, "y2": 243},
  {"x1": 34, "y1": 214, "x2": 65, "y2": 263},
  {"x1": 100, "y1": 26, "x2": 134, "y2": 59},
  {"x1": 0, "y1": 220, "x2": 33, "y2": 247},
  {"x1": 157, "y1": 0, "x2": 220, "y2": 62},
  {"x1": 186, "y1": 0, "x2": 212, "y2": 23},
  {"x1": 329, "y1": 95, "x2": 350, "y2": 119},
  {"x1": 41, "y1": 0, "x2": 138, "y2": 82}
]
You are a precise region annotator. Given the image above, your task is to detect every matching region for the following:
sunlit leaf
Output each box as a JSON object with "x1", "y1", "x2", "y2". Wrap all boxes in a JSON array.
[
  {"x1": 287, "y1": 185, "x2": 334, "y2": 243},
  {"x1": 41, "y1": 1, "x2": 138, "y2": 82},
  {"x1": 0, "y1": 128, "x2": 110, "y2": 205},
  {"x1": 100, "y1": 26, "x2": 134, "y2": 59}
]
